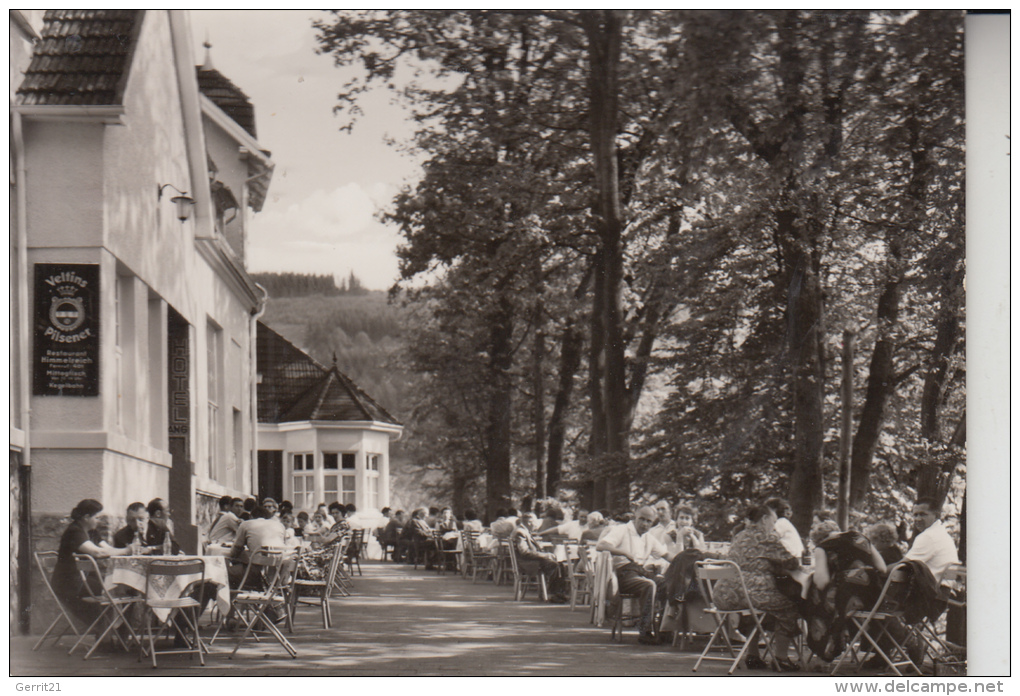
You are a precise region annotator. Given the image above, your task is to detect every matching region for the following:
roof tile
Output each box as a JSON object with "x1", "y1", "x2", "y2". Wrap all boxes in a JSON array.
[{"x1": 15, "y1": 10, "x2": 142, "y2": 107}]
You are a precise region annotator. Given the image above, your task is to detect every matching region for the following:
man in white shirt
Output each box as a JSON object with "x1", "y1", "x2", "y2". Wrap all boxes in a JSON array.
[
  {"x1": 537, "y1": 509, "x2": 589, "y2": 541},
  {"x1": 596, "y1": 506, "x2": 675, "y2": 644},
  {"x1": 208, "y1": 496, "x2": 242, "y2": 545},
  {"x1": 903, "y1": 497, "x2": 959, "y2": 581}
]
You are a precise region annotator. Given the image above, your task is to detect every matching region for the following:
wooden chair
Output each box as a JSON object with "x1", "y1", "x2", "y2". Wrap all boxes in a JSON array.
[
  {"x1": 434, "y1": 530, "x2": 461, "y2": 575},
  {"x1": 692, "y1": 559, "x2": 777, "y2": 674},
  {"x1": 507, "y1": 538, "x2": 548, "y2": 602},
  {"x1": 69, "y1": 554, "x2": 145, "y2": 660},
  {"x1": 463, "y1": 530, "x2": 496, "y2": 583},
  {"x1": 139, "y1": 558, "x2": 207, "y2": 667},
  {"x1": 493, "y1": 540, "x2": 515, "y2": 586},
  {"x1": 32, "y1": 551, "x2": 85, "y2": 651}
]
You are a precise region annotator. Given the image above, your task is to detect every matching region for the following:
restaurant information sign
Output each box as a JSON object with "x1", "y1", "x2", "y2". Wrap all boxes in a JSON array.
[{"x1": 33, "y1": 263, "x2": 100, "y2": 396}]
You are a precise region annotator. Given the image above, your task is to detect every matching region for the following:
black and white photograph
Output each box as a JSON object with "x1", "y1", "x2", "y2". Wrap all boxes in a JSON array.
[{"x1": 8, "y1": 9, "x2": 1008, "y2": 684}]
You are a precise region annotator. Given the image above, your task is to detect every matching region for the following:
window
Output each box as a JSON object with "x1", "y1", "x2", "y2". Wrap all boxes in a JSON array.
[
  {"x1": 324, "y1": 452, "x2": 338, "y2": 469},
  {"x1": 207, "y1": 321, "x2": 223, "y2": 480},
  {"x1": 323, "y1": 474, "x2": 339, "y2": 504},
  {"x1": 341, "y1": 453, "x2": 356, "y2": 470},
  {"x1": 366, "y1": 454, "x2": 380, "y2": 509},
  {"x1": 340, "y1": 475, "x2": 357, "y2": 505},
  {"x1": 292, "y1": 453, "x2": 314, "y2": 510}
]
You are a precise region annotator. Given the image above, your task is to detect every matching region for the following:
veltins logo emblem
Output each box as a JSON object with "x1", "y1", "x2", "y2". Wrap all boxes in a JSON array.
[{"x1": 50, "y1": 296, "x2": 85, "y2": 332}]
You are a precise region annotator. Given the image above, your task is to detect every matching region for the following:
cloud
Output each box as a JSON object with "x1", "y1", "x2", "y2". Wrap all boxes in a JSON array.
[{"x1": 248, "y1": 184, "x2": 402, "y2": 289}]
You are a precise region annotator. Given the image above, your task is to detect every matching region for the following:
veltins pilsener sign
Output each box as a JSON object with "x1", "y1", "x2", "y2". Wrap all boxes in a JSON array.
[{"x1": 33, "y1": 263, "x2": 100, "y2": 396}]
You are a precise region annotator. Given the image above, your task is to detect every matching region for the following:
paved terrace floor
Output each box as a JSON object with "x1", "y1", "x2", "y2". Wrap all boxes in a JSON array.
[{"x1": 11, "y1": 560, "x2": 815, "y2": 677}]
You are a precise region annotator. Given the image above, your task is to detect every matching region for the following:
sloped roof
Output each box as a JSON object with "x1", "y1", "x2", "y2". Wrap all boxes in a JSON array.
[
  {"x1": 257, "y1": 322, "x2": 400, "y2": 427},
  {"x1": 196, "y1": 65, "x2": 257, "y2": 138},
  {"x1": 16, "y1": 10, "x2": 143, "y2": 106}
]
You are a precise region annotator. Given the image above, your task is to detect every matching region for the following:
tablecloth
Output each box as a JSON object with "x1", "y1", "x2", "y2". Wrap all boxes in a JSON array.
[{"x1": 104, "y1": 555, "x2": 230, "y2": 623}]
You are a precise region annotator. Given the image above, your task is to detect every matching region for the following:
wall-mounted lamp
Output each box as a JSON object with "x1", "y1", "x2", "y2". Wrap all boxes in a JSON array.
[{"x1": 157, "y1": 183, "x2": 196, "y2": 223}]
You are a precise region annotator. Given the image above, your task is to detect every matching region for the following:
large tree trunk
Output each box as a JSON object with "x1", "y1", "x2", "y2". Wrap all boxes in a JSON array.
[
  {"x1": 546, "y1": 322, "x2": 583, "y2": 496},
  {"x1": 583, "y1": 11, "x2": 630, "y2": 513},
  {"x1": 920, "y1": 274, "x2": 963, "y2": 441},
  {"x1": 532, "y1": 326, "x2": 547, "y2": 500},
  {"x1": 484, "y1": 293, "x2": 515, "y2": 521},
  {"x1": 849, "y1": 275, "x2": 902, "y2": 506},
  {"x1": 779, "y1": 210, "x2": 827, "y2": 535}
]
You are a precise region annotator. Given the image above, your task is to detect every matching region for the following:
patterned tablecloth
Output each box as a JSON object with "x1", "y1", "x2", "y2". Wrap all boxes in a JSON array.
[{"x1": 104, "y1": 555, "x2": 231, "y2": 623}]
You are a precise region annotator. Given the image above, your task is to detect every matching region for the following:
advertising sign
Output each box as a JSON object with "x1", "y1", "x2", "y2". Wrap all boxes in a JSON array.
[{"x1": 33, "y1": 263, "x2": 100, "y2": 396}]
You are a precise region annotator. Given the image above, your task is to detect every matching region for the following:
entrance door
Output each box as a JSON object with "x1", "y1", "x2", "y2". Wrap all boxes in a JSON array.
[{"x1": 257, "y1": 450, "x2": 283, "y2": 504}]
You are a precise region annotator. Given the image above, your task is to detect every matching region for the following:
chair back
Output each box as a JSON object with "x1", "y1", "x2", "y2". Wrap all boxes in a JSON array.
[
  {"x1": 940, "y1": 563, "x2": 966, "y2": 605},
  {"x1": 34, "y1": 550, "x2": 65, "y2": 597},
  {"x1": 694, "y1": 559, "x2": 745, "y2": 610},
  {"x1": 506, "y1": 538, "x2": 521, "y2": 575},
  {"x1": 72, "y1": 553, "x2": 109, "y2": 601},
  {"x1": 240, "y1": 547, "x2": 294, "y2": 596}
]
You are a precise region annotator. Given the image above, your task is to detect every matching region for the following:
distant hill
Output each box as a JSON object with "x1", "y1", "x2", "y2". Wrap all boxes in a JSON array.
[
  {"x1": 260, "y1": 291, "x2": 408, "y2": 418},
  {"x1": 251, "y1": 270, "x2": 369, "y2": 299}
]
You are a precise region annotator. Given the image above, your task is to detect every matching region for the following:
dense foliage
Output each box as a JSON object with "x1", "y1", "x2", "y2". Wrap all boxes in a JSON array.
[
  {"x1": 311, "y1": 10, "x2": 966, "y2": 532},
  {"x1": 252, "y1": 270, "x2": 369, "y2": 298}
]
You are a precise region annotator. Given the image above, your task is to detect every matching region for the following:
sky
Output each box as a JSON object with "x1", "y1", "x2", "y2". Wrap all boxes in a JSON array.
[{"x1": 189, "y1": 10, "x2": 423, "y2": 291}]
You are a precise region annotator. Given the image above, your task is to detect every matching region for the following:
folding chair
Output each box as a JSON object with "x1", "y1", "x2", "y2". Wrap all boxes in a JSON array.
[
  {"x1": 830, "y1": 561, "x2": 922, "y2": 676},
  {"x1": 437, "y1": 530, "x2": 462, "y2": 574},
  {"x1": 569, "y1": 545, "x2": 594, "y2": 611},
  {"x1": 931, "y1": 564, "x2": 966, "y2": 675},
  {"x1": 331, "y1": 536, "x2": 353, "y2": 597},
  {"x1": 139, "y1": 558, "x2": 207, "y2": 667},
  {"x1": 33, "y1": 551, "x2": 85, "y2": 651},
  {"x1": 692, "y1": 559, "x2": 776, "y2": 674},
  {"x1": 228, "y1": 548, "x2": 297, "y2": 659},
  {"x1": 287, "y1": 542, "x2": 343, "y2": 629},
  {"x1": 68, "y1": 554, "x2": 145, "y2": 660},
  {"x1": 507, "y1": 539, "x2": 548, "y2": 601},
  {"x1": 345, "y1": 529, "x2": 364, "y2": 577}
]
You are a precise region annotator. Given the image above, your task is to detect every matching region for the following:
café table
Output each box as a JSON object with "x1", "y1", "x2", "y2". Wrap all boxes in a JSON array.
[{"x1": 104, "y1": 554, "x2": 231, "y2": 624}]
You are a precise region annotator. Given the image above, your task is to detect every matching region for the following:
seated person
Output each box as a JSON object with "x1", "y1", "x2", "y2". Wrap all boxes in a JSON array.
[
  {"x1": 112, "y1": 501, "x2": 154, "y2": 551},
  {"x1": 649, "y1": 500, "x2": 675, "y2": 544},
  {"x1": 714, "y1": 504, "x2": 801, "y2": 671},
  {"x1": 865, "y1": 521, "x2": 904, "y2": 565},
  {"x1": 399, "y1": 508, "x2": 436, "y2": 567},
  {"x1": 52, "y1": 499, "x2": 135, "y2": 629},
  {"x1": 461, "y1": 509, "x2": 483, "y2": 534},
  {"x1": 581, "y1": 511, "x2": 608, "y2": 542},
  {"x1": 261, "y1": 498, "x2": 280, "y2": 518},
  {"x1": 207, "y1": 496, "x2": 243, "y2": 546},
  {"x1": 596, "y1": 506, "x2": 674, "y2": 644},
  {"x1": 538, "y1": 509, "x2": 589, "y2": 541},
  {"x1": 535, "y1": 505, "x2": 564, "y2": 534},
  {"x1": 806, "y1": 520, "x2": 887, "y2": 661},
  {"x1": 379, "y1": 510, "x2": 405, "y2": 558},
  {"x1": 489, "y1": 508, "x2": 519, "y2": 538},
  {"x1": 666, "y1": 504, "x2": 707, "y2": 554},
  {"x1": 280, "y1": 511, "x2": 299, "y2": 546},
  {"x1": 903, "y1": 497, "x2": 959, "y2": 582},
  {"x1": 294, "y1": 511, "x2": 309, "y2": 538},
  {"x1": 228, "y1": 506, "x2": 287, "y2": 588},
  {"x1": 511, "y1": 513, "x2": 567, "y2": 601},
  {"x1": 764, "y1": 497, "x2": 805, "y2": 558},
  {"x1": 145, "y1": 498, "x2": 181, "y2": 554}
]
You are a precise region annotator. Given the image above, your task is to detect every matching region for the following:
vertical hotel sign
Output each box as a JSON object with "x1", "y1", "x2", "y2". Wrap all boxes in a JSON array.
[{"x1": 33, "y1": 263, "x2": 100, "y2": 396}]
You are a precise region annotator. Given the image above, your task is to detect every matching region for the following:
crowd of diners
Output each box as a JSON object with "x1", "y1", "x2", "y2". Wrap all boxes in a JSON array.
[
  {"x1": 50, "y1": 491, "x2": 959, "y2": 672},
  {"x1": 372, "y1": 494, "x2": 960, "y2": 673},
  {"x1": 49, "y1": 495, "x2": 367, "y2": 640}
]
